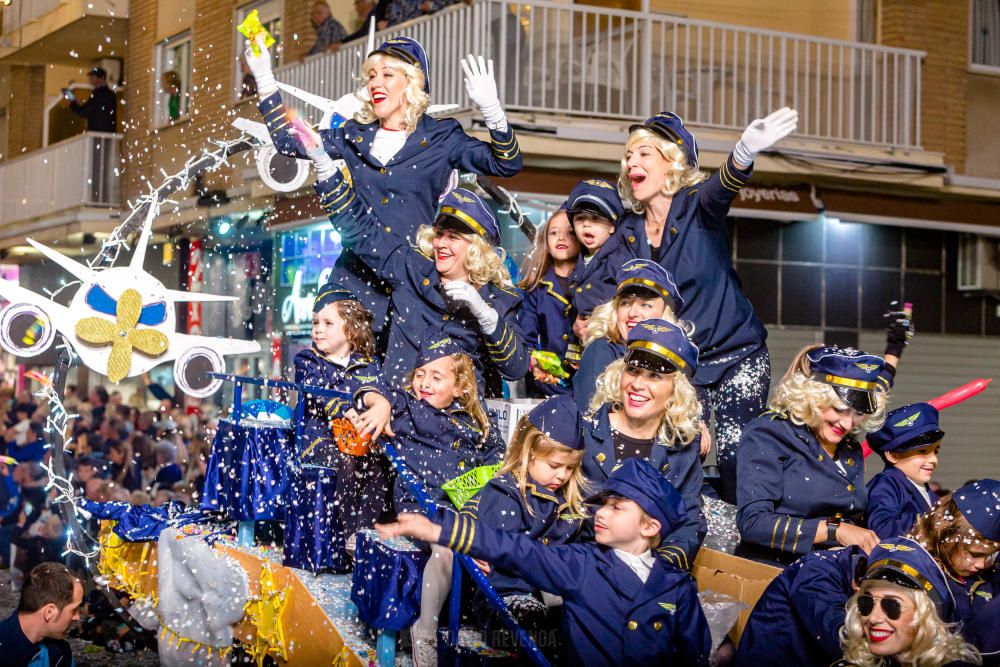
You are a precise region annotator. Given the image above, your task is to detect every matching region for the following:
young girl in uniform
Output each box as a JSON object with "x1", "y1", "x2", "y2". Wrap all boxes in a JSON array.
[
  {"x1": 516, "y1": 209, "x2": 581, "y2": 396},
  {"x1": 360, "y1": 329, "x2": 503, "y2": 666},
  {"x1": 468, "y1": 395, "x2": 589, "y2": 656},
  {"x1": 285, "y1": 284, "x2": 392, "y2": 572}
]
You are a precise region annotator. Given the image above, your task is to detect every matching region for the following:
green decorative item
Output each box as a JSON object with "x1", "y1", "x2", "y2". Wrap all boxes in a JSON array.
[
  {"x1": 531, "y1": 350, "x2": 570, "y2": 380},
  {"x1": 442, "y1": 464, "x2": 502, "y2": 509}
]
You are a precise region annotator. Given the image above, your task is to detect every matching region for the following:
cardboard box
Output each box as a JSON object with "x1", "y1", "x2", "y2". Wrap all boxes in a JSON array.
[
  {"x1": 692, "y1": 547, "x2": 782, "y2": 645},
  {"x1": 485, "y1": 398, "x2": 542, "y2": 444}
]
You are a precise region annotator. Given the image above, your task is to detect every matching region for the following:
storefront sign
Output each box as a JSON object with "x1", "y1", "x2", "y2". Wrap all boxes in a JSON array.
[{"x1": 274, "y1": 224, "x2": 342, "y2": 334}]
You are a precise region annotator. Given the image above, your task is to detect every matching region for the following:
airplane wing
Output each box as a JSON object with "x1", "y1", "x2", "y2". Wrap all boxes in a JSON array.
[
  {"x1": 164, "y1": 290, "x2": 238, "y2": 303},
  {"x1": 170, "y1": 331, "x2": 261, "y2": 357},
  {"x1": 232, "y1": 118, "x2": 272, "y2": 144},
  {"x1": 26, "y1": 239, "x2": 99, "y2": 283}
]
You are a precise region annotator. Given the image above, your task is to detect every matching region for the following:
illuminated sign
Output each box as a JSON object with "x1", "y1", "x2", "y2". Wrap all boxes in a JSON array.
[{"x1": 274, "y1": 223, "x2": 342, "y2": 334}]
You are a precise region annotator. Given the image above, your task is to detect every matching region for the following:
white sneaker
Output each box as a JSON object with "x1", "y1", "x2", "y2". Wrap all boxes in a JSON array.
[{"x1": 410, "y1": 626, "x2": 438, "y2": 667}]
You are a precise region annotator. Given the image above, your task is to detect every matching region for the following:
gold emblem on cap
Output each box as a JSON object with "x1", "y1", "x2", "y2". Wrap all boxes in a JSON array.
[
  {"x1": 855, "y1": 362, "x2": 879, "y2": 373},
  {"x1": 624, "y1": 262, "x2": 649, "y2": 271},
  {"x1": 893, "y1": 412, "x2": 921, "y2": 428}
]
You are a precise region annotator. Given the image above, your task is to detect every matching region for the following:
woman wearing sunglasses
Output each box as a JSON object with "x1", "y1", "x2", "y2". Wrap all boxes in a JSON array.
[{"x1": 836, "y1": 536, "x2": 981, "y2": 667}]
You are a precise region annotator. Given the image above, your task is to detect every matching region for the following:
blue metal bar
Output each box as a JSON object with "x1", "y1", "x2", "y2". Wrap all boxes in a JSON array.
[{"x1": 383, "y1": 443, "x2": 551, "y2": 667}]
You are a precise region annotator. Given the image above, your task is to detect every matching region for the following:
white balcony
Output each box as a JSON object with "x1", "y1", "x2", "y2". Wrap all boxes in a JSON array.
[
  {"x1": 276, "y1": 0, "x2": 924, "y2": 150},
  {"x1": 0, "y1": 0, "x2": 128, "y2": 65},
  {"x1": 0, "y1": 132, "x2": 120, "y2": 229}
]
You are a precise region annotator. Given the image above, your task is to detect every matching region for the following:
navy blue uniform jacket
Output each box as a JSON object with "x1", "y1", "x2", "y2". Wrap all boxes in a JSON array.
[
  {"x1": 385, "y1": 389, "x2": 504, "y2": 512},
  {"x1": 735, "y1": 545, "x2": 865, "y2": 667},
  {"x1": 464, "y1": 472, "x2": 585, "y2": 597},
  {"x1": 567, "y1": 235, "x2": 634, "y2": 319},
  {"x1": 515, "y1": 268, "x2": 577, "y2": 396},
  {"x1": 581, "y1": 403, "x2": 705, "y2": 571},
  {"x1": 617, "y1": 155, "x2": 765, "y2": 385},
  {"x1": 314, "y1": 174, "x2": 528, "y2": 390},
  {"x1": 438, "y1": 510, "x2": 712, "y2": 666},
  {"x1": 293, "y1": 348, "x2": 384, "y2": 464},
  {"x1": 573, "y1": 338, "x2": 626, "y2": 412},
  {"x1": 259, "y1": 92, "x2": 521, "y2": 328},
  {"x1": 736, "y1": 412, "x2": 867, "y2": 565},
  {"x1": 865, "y1": 465, "x2": 937, "y2": 540},
  {"x1": 965, "y1": 575, "x2": 1000, "y2": 664}
]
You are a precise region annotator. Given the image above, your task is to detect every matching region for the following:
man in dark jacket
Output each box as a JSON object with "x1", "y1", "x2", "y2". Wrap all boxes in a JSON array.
[
  {"x1": 0, "y1": 562, "x2": 81, "y2": 666},
  {"x1": 68, "y1": 67, "x2": 116, "y2": 133}
]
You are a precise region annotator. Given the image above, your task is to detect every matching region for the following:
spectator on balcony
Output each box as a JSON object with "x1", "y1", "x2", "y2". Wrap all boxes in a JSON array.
[
  {"x1": 308, "y1": 1, "x2": 348, "y2": 56},
  {"x1": 67, "y1": 67, "x2": 116, "y2": 133},
  {"x1": 385, "y1": 0, "x2": 461, "y2": 27},
  {"x1": 343, "y1": 0, "x2": 392, "y2": 40}
]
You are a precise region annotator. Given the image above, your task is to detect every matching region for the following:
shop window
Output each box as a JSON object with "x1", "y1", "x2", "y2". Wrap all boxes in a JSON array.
[
  {"x1": 782, "y1": 219, "x2": 823, "y2": 263},
  {"x1": 863, "y1": 225, "x2": 902, "y2": 268},
  {"x1": 824, "y1": 268, "x2": 859, "y2": 329},
  {"x1": 903, "y1": 272, "x2": 944, "y2": 334},
  {"x1": 235, "y1": 0, "x2": 284, "y2": 99},
  {"x1": 734, "y1": 218, "x2": 780, "y2": 261},
  {"x1": 736, "y1": 261, "x2": 778, "y2": 325},
  {"x1": 781, "y1": 265, "x2": 822, "y2": 327},
  {"x1": 860, "y1": 269, "x2": 901, "y2": 329},
  {"x1": 971, "y1": 0, "x2": 1000, "y2": 70},
  {"x1": 154, "y1": 32, "x2": 192, "y2": 127}
]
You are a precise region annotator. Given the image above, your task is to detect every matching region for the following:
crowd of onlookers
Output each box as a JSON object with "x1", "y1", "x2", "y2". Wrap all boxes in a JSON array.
[{"x1": 0, "y1": 380, "x2": 218, "y2": 575}]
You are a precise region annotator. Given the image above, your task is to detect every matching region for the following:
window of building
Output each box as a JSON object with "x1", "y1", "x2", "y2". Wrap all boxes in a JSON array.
[
  {"x1": 154, "y1": 32, "x2": 192, "y2": 127},
  {"x1": 971, "y1": 0, "x2": 1000, "y2": 70},
  {"x1": 235, "y1": 0, "x2": 284, "y2": 100},
  {"x1": 731, "y1": 215, "x2": 959, "y2": 335}
]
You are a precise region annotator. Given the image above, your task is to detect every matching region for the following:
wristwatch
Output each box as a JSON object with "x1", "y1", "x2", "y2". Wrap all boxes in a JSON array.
[{"x1": 827, "y1": 516, "x2": 843, "y2": 542}]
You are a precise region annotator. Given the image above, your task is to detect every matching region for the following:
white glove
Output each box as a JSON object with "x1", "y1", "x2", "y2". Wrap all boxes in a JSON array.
[
  {"x1": 733, "y1": 106, "x2": 798, "y2": 167},
  {"x1": 290, "y1": 119, "x2": 338, "y2": 181},
  {"x1": 441, "y1": 280, "x2": 499, "y2": 335},
  {"x1": 244, "y1": 33, "x2": 277, "y2": 99},
  {"x1": 460, "y1": 54, "x2": 507, "y2": 132}
]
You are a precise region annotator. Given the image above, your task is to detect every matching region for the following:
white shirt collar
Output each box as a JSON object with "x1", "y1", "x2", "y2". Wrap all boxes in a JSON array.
[{"x1": 613, "y1": 548, "x2": 656, "y2": 583}]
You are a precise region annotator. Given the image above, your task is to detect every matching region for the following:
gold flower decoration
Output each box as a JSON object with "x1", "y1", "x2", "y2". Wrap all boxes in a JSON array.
[{"x1": 75, "y1": 288, "x2": 169, "y2": 383}]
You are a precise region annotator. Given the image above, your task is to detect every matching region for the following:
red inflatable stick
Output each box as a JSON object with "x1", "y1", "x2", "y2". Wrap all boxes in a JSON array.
[{"x1": 862, "y1": 378, "x2": 992, "y2": 458}]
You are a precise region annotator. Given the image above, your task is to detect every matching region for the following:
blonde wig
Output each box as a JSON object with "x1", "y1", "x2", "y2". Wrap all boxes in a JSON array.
[
  {"x1": 517, "y1": 209, "x2": 576, "y2": 292},
  {"x1": 404, "y1": 353, "x2": 490, "y2": 441},
  {"x1": 618, "y1": 128, "x2": 708, "y2": 213},
  {"x1": 769, "y1": 345, "x2": 888, "y2": 434},
  {"x1": 589, "y1": 359, "x2": 701, "y2": 445},
  {"x1": 355, "y1": 53, "x2": 431, "y2": 134},
  {"x1": 839, "y1": 581, "x2": 981, "y2": 667},
  {"x1": 909, "y1": 494, "x2": 1000, "y2": 572},
  {"x1": 497, "y1": 417, "x2": 590, "y2": 518},
  {"x1": 416, "y1": 225, "x2": 511, "y2": 287},
  {"x1": 583, "y1": 294, "x2": 682, "y2": 347}
]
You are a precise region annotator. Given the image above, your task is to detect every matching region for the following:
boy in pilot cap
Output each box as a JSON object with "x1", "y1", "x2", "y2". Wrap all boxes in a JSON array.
[{"x1": 378, "y1": 458, "x2": 711, "y2": 666}]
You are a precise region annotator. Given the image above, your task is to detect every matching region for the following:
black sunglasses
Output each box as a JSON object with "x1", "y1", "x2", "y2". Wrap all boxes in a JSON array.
[{"x1": 857, "y1": 593, "x2": 904, "y2": 621}]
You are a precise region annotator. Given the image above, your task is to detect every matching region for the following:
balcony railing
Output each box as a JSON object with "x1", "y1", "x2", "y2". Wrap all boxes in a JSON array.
[
  {"x1": 0, "y1": 132, "x2": 120, "y2": 227},
  {"x1": 276, "y1": 0, "x2": 924, "y2": 150}
]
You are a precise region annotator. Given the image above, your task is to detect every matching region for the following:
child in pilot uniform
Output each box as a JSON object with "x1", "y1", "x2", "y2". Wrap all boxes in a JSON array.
[{"x1": 378, "y1": 458, "x2": 713, "y2": 667}]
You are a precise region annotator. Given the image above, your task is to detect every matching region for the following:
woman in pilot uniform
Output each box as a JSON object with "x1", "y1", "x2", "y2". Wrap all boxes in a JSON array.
[
  {"x1": 296, "y1": 121, "x2": 528, "y2": 394},
  {"x1": 573, "y1": 259, "x2": 684, "y2": 412},
  {"x1": 736, "y1": 345, "x2": 888, "y2": 566},
  {"x1": 245, "y1": 34, "x2": 521, "y2": 344},
  {"x1": 581, "y1": 318, "x2": 704, "y2": 571}
]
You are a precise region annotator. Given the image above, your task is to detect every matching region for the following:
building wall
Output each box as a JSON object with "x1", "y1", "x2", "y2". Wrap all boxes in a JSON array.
[
  {"x1": 965, "y1": 72, "x2": 1000, "y2": 180},
  {"x1": 5, "y1": 65, "x2": 45, "y2": 155},
  {"x1": 880, "y1": 0, "x2": 968, "y2": 173}
]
